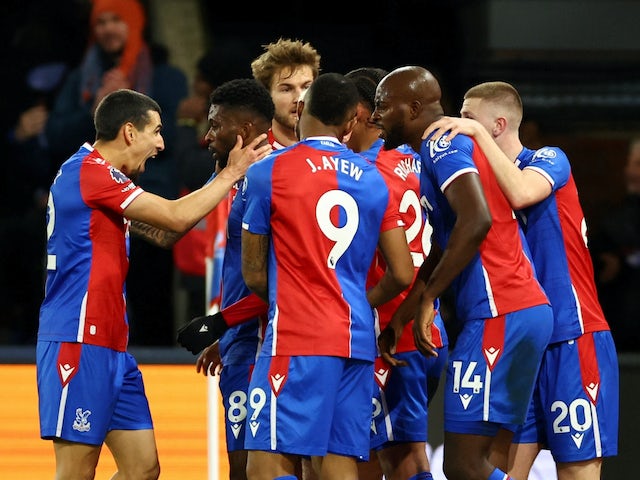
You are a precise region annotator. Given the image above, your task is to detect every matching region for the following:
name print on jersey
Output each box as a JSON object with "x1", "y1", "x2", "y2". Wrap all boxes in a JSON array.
[
  {"x1": 305, "y1": 155, "x2": 364, "y2": 180},
  {"x1": 393, "y1": 154, "x2": 421, "y2": 181}
]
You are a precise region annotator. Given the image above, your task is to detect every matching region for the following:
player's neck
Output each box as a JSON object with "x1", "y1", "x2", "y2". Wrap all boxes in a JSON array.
[
  {"x1": 348, "y1": 130, "x2": 381, "y2": 153},
  {"x1": 497, "y1": 135, "x2": 524, "y2": 163},
  {"x1": 93, "y1": 140, "x2": 127, "y2": 169},
  {"x1": 270, "y1": 121, "x2": 297, "y2": 147}
]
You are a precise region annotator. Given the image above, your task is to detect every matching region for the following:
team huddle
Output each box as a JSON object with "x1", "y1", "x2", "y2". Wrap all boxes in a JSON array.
[{"x1": 36, "y1": 32, "x2": 618, "y2": 480}]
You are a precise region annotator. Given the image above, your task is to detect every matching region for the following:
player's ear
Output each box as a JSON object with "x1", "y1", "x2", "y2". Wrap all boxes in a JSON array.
[
  {"x1": 123, "y1": 123, "x2": 135, "y2": 144},
  {"x1": 296, "y1": 98, "x2": 305, "y2": 119},
  {"x1": 493, "y1": 117, "x2": 507, "y2": 137},
  {"x1": 342, "y1": 115, "x2": 358, "y2": 143},
  {"x1": 240, "y1": 121, "x2": 254, "y2": 144}
]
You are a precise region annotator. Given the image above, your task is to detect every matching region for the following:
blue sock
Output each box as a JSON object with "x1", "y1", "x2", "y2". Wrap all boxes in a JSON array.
[
  {"x1": 273, "y1": 476, "x2": 298, "y2": 480},
  {"x1": 487, "y1": 467, "x2": 511, "y2": 480},
  {"x1": 408, "y1": 473, "x2": 433, "y2": 480}
]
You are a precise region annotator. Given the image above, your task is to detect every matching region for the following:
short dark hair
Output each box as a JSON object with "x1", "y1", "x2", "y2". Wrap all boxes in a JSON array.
[
  {"x1": 345, "y1": 67, "x2": 388, "y2": 113},
  {"x1": 209, "y1": 79, "x2": 275, "y2": 122},
  {"x1": 94, "y1": 89, "x2": 161, "y2": 141},
  {"x1": 305, "y1": 73, "x2": 359, "y2": 126}
]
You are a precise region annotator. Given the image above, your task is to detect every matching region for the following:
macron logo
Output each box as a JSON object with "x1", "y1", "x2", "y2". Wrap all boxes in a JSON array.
[
  {"x1": 231, "y1": 423, "x2": 242, "y2": 439},
  {"x1": 250, "y1": 420, "x2": 260, "y2": 437},
  {"x1": 459, "y1": 393, "x2": 473, "y2": 410},
  {"x1": 59, "y1": 363, "x2": 75, "y2": 384},
  {"x1": 586, "y1": 382, "x2": 599, "y2": 402},
  {"x1": 484, "y1": 347, "x2": 500, "y2": 368},
  {"x1": 199, "y1": 324, "x2": 209, "y2": 333},
  {"x1": 374, "y1": 368, "x2": 390, "y2": 388},
  {"x1": 270, "y1": 374, "x2": 285, "y2": 393}
]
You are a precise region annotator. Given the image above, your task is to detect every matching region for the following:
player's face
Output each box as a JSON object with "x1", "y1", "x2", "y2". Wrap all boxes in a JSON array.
[
  {"x1": 125, "y1": 110, "x2": 164, "y2": 182},
  {"x1": 94, "y1": 12, "x2": 129, "y2": 55},
  {"x1": 460, "y1": 98, "x2": 497, "y2": 136},
  {"x1": 371, "y1": 86, "x2": 406, "y2": 150},
  {"x1": 270, "y1": 65, "x2": 315, "y2": 132},
  {"x1": 205, "y1": 104, "x2": 242, "y2": 169}
]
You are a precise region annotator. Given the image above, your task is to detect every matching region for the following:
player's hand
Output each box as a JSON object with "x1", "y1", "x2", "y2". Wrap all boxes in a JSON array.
[
  {"x1": 15, "y1": 104, "x2": 48, "y2": 141},
  {"x1": 176, "y1": 311, "x2": 230, "y2": 355},
  {"x1": 378, "y1": 322, "x2": 408, "y2": 368},
  {"x1": 196, "y1": 342, "x2": 222, "y2": 376},
  {"x1": 412, "y1": 295, "x2": 438, "y2": 358},
  {"x1": 422, "y1": 116, "x2": 483, "y2": 143},
  {"x1": 224, "y1": 134, "x2": 272, "y2": 181}
]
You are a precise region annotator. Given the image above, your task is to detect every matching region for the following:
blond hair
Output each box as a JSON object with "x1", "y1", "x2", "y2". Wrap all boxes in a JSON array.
[
  {"x1": 251, "y1": 38, "x2": 321, "y2": 90},
  {"x1": 464, "y1": 81, "x2": 523, "y2": 128}
]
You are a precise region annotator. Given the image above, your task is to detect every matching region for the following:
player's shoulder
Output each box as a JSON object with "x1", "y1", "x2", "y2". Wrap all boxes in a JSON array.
[
  {"x1": 526, "y1": 145, "x2": 570, "y2": 167},
  {"x1": 533, "y1": 145, "x2": 567, "y2": 159},
  {"x1": 419, "y1": 132, "x2": 475, "y2": 167}
]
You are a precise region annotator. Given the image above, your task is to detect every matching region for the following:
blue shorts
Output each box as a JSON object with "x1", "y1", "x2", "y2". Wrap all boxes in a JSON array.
[
  {"x1": 513, "y1": 330, "x2": 619, "y2": 463},
  {"x1": 444, "y1": 304, "x2": 553, "y2": 435},
  {"x1": 37, "y1": 341, "x2": 153, "y2": 446},
  {"x1": 244, "y1": 355, "x2": 373, "y2": 459},
  {"x1": 370, "y1": 347, "x2": 448, "y2": 449},
  {"x1": 219, "y1": 363, "x2": 254, "y2": 452}
]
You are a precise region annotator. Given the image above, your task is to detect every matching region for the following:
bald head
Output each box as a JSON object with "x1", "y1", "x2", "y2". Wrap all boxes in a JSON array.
[
  {"x1": 382, "y1": 66, "x2": 442, "y2": 104},
  {"x1": 372, "y1": 66, "x2": 444, "y2": 152}
]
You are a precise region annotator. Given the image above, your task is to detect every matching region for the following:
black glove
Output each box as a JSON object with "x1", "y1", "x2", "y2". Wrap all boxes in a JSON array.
[{"x1": 176, "y1": 311, "x2": 230, "y2": 354}]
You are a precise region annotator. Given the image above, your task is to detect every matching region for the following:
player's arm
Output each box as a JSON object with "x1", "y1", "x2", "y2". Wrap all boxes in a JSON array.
[
  {"x1": 221, "y1": 294, "x2": 267, "y2": 324},
  {"x1": 124, "y1": 134, "x2": 271, "y2": 232},
  {"x1": 413, "y1": 173, "x2": 491, "y2": 356},
  {"x1": 129, "y1": 220, "x2": 183, "y2": 248},
  {"x1": 177, "y1": 293, "x2": 268, "y2": 355},
  {"x1": 367, "y1": 226, "x2": 414, "y2": 308},
  {"x1": 423, "y1": 117, "x2": 551, "y2": 209},
  {"x1": 379, "y1": 242, "x2": 442, "y2": 364},
  {"x1": 241, "y1": 230, "x2": 269, "y2": 303},
  {"x1": 422, "y1": 172, "x2": 490, "y2": 303}
]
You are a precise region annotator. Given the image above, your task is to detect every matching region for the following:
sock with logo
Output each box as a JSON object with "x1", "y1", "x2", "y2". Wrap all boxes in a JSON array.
[{"x1": 487, "y1": 467, "x2": 512, "y2": 480}]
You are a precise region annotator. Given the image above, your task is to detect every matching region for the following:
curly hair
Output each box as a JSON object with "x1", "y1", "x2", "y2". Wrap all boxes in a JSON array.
[
  {"x1": 209, "y1": 79, "x2": 275, "y2": 122},
  {"x1": 251, "y1": 38, "x2": 321, "y2": 91}
]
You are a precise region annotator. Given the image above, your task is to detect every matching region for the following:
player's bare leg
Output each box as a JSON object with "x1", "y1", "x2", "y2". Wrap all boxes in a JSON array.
[
  {"x1": 228, "y1": 450, "x2": 248, "y2": 480},
  {"x1": 105, "y1": 429, "x2": 160, "y2": 480},
  {"x1": 377, "y1": 442, "x2": 431, "y2": 480},
  {"x1": 312, "y1": 453, "x2": 358, "y2": 480},
  {"x1": 443, "y1": 432, "x2": 501, "y2": 480},
  {"x1": 356, "y1": 451, "x2": 383, "y2": 480},
  {"x1": 246, "y1": 451, "x2": 299, "y2": 480},
  {"x1": 488, "y1": 428, "x2": 515, "y2": 472},
  {"x1": 556, "y1": 458, "x2": 602, "y2": 480},
  {"x1": 53, "y1": 439, "x2": 102, "y2": 480}
]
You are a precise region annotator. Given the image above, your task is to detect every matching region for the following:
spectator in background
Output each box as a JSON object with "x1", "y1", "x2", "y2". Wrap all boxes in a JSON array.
[
  {"x1": 592, "y1": 137, "x2": 640, "y2": 352},
  {"x1": 173, "y1": 44, "x2": 254, "y2": 322},
  {"x1": 1, "y1": 0, "x2": 90, "y2": 344},
  {"x1": 44, "y1": 0, "x2": 188, "y2": 345}
]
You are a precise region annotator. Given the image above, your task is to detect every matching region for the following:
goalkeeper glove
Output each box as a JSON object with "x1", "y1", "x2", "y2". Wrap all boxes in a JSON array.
[{"x1": 176, "y1": 311, "x2": 229, "y2": 354}]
